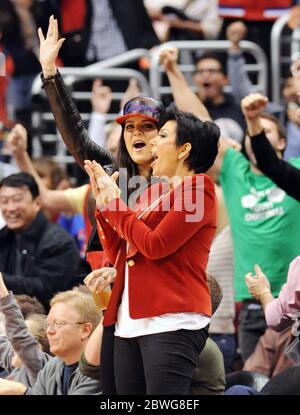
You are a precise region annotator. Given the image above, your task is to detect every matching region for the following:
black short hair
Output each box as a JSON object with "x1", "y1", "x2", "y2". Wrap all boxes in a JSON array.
[
  {"x1": 194, "y1": 52, "x2": 227, "y2": 75},
  {"x1": 0, "y1": 172, "x2": 39, "y2": 199},
  {"x1": 160, "y1": 105, "x2": 220, "y2": 174}
]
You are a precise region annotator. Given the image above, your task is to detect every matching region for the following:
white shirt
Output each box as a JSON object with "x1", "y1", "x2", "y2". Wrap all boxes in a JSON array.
[{"x1": 114, "y1": 261, "x2": 210, "y2": 338}]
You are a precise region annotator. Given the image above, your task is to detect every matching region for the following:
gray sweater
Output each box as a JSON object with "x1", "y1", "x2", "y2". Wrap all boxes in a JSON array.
[
  {"x1": 25, "y1": 357, "x2": 102, "y2": 395},
  {"x1": 0, "y1": 292, "x2": 51, "y2": 386}
]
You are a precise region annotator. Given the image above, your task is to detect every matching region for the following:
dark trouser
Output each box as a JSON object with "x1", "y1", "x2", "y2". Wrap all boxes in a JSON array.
[
  {"x1": 210, "y1": 333, "x2": 236, "y2": 374},
  {"x1": 114, "y1": 327, "x2": 208, "y2": 395},
  {"x1": 238, "y1": 301, "x2": 267, "y2": 362},
  {"x1": 100, "y1": 325, "x2": 116, "y2": 395}
]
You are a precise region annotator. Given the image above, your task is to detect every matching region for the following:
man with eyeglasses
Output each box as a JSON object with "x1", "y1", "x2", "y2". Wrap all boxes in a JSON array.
[
  {"x1": 0, "y1": 290, "x2": 102, "y2": 395},
  {"x1": 193, "y1": 52, "x2": 246, "y2": 142}
]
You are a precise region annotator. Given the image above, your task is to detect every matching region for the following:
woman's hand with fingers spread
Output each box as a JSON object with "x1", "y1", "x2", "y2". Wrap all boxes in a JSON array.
[
  {"x1": 38, "y1": 15, "x2": 65, "y2": 77},
  {"x1": 84, "y1": 160, "x2": 120, "y2": 209},
  {"x1": 84, "y1": 268, "x2": 117, "y2": 293},
  {"x1": 6, "y1": 124, "x2": 28, "y2": 159}
]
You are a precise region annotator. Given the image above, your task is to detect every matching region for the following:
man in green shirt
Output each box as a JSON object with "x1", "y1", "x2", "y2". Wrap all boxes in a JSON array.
[{"x1": 213, "y1": 93, "x2": 300, "y2": 362}]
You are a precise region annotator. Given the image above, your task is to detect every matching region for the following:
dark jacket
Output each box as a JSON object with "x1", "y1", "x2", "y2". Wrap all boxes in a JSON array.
[
  {"x1": 0, "y1": 211, "x2": 80, "y2": 309},
  {"x1": 41, "y1": 71, "x2": 115, "y2": 253},
  {"x1": 109, "y1": 0, "x2": 160, "y2": 50},
  {"x1": 41, "y1": 71, "x2": 114, "y2": 173},
  {"x1": 0, "y1": 0, "x2": 58, "y2": 76},
  {"x1": 58, "y1": 0, "x2": 159, "y2": 66}
]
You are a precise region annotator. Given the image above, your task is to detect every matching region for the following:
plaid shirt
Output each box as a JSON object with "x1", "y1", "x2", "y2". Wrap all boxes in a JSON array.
[{"x1": 86, "y1": 0, "x2": 127, "y2": 62}]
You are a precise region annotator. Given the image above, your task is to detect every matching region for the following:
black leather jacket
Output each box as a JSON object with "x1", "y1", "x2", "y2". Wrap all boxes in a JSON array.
[
  {"x1": 0, "y1": 211, "x2": 79, "y2": 309},
  {"x1": 41, "y1": 71, "x2": 116, "y2": 252},
  {"x1": 41, "y1": 71, "x2": 115, "y2": 174}
]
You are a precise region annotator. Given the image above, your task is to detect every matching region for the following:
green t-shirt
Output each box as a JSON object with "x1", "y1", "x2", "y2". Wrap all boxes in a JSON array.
[{"x1": 220, "y1": 149, "x2": 300, "y2": 301}]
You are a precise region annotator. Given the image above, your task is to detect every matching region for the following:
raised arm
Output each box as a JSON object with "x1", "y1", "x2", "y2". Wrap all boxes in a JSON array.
[
  {"x1": 78, "y1": 320, "x2": 103, "y2": 380},
  {"x1": 38, "y1": 16, "x2": 115, "y2": 171},
  {"x1": 81, "y1": 320, "x2": 103, "y2": 368},
  {"x1": 0, "y1": 272, "x2": 14, "y2": 373},
  {"x1": 159, "y1": 47, "x2": 242, "y2": 181},
  {"x1": 7, "y1": 125, "x2": 74, "y2": 214},
  {"x1": 242, "y1": 93, "x2": 300, "y2": 201},
  {"x1": 226, "y1": 21, "x2": 252, "y2": 102},
  {"x1": 88, "y1": 80, "x2": 112, "y2": 148},
  {"x1": 0, "y1": 273, "x2": 46, "y2": 382},
  {"x1": 159, "y1": 47, "x2": 211, "y2": 121}
]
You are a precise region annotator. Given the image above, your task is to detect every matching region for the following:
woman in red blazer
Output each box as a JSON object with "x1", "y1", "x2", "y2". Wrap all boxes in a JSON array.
[{"x1": 84, "y1": 106, "x2": 220, "y2": 395}]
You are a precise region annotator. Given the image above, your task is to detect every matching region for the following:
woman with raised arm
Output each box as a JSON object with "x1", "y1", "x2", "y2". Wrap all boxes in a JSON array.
[
  {"x1": 0, "y1": 273, "x2": 51, "y2": 386},
  {"x1": 84, "y1": 106, "x2": 220, "y2": 395},
  {"x1": 36, "y1": 16, "x2": 167, "y2": 395}
]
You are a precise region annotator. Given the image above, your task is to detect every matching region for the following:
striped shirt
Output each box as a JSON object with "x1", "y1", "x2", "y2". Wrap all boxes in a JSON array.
[
  {"x1": 86, "y1": 0, "x2": 127, "y2": 62},
  {"x1": 208, "y1": 225, "x2": 235, "y2": 334}
]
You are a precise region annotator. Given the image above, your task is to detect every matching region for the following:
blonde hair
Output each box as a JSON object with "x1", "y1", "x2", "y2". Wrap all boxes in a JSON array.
[
  {"x1": 50, "y1": 291, "x2": 101, "y2": 332},
  {"x1": 25, "y1": 313, "x2": 50, "y2": 354},
  {"x1": 72, "y1": 284, "x2": 92, "y2": 295}
]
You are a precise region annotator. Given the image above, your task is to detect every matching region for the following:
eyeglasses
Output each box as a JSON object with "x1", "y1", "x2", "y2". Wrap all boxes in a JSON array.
[
  {"x1": 46, "y1": 321, "x2": 86, "y2": 331},
  {"x1": 194, "y1": 68, "x2": 222, "y2": 75}
]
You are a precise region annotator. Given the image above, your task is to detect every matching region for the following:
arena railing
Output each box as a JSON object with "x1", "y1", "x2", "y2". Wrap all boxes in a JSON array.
[
  {"x1": 270, "y1": 11, "x2": 291, "y2": 104},
  {"x1": 149, "y1": 40, "x2": 268, "y2": 101}
]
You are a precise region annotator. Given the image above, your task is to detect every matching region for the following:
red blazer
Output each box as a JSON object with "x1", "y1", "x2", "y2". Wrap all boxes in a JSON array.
[{"x1": 96, "y1": 174, "x2": 217, "y2": 327}]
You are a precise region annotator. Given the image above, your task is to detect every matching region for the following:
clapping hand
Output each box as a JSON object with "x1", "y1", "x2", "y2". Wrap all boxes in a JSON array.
[{"x1": 84, "y1": 160, "x2": 120, "y2": 209}]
